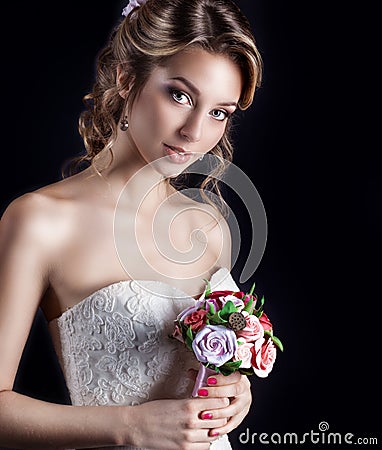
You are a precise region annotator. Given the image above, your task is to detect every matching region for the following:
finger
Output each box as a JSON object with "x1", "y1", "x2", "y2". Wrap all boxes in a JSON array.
[
  {"x1": 159, "y1": 431, "x2": 216, "y2": 450},
  {"x1": 196, "y1": 381, "x2": 247, "y2": 399},
  {"x1": 209, "y1": 406, "x2": 246, "y2": 437},
  {"x1": 205, "y1": 371, "x2": 241, "y2": 387},
  {"x1": 208, "y1": 410, "x2": 248, "y2": 438},
  {"x1": 191, "y1": 397, "x2": 230, "y2": 410},
  {"x1": 199, "y1": 399, "x2": 243, "y2": 421},
  {"x1": 207, "y1": 396, "x2": 251, "y2": 436},
  {"x1": 197, "y1": 417, "x2": 228, "y2": 429},
  {"x1": 185, "y1": 427, "x2": 227, "y2": 445}
]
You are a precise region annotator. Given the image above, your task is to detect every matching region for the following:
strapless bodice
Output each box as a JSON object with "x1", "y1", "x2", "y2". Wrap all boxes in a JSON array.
[{"x1": 49, "y1": 267, "x2": 239, "y2": 449}]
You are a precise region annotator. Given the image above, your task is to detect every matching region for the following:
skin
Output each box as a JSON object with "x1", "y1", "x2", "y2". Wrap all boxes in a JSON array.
[{"x1": 0, "y1": 47, "x2": 252, "y2": 449}]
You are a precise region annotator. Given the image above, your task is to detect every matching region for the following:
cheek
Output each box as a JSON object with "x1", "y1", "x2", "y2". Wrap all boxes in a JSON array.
[
  {"x1": 130, "y1": 92, "x2": 181, "y2": 140},
  {"x1": 203, "y1": 121, "x2": 227, "y2": 150}
]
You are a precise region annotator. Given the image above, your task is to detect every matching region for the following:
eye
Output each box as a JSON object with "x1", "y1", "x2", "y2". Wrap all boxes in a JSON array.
[
  {"x1": 210, "y1": 109, "x2": 229, "y2": 121},
  {"x1": 170, "y1": 89, "x2": 192, "y2": 106}
]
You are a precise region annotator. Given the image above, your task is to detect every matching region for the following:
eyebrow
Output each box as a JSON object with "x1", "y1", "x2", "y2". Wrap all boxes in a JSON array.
[
  {"x1": 169, "y1": 76, "x2": 201, "y2": 95},
  {"x1": 169, "y1": 76, "x2": 238, "y2": 108}
]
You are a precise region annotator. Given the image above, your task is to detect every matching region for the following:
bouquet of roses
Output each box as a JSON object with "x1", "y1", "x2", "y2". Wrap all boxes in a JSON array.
[{"x1": 171, "y1": 279, "x2": 283, "y2": 396}]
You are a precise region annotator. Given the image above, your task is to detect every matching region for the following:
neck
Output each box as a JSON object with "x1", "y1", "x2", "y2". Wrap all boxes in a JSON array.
[{"x1": 88, "y1": 135, "x2": 175, "y2": 212}]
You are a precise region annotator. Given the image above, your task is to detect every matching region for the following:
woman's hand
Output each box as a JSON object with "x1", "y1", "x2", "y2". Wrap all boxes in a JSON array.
[
  {"x1": 122, "y1": 397, "x2": 230, "y2": 450},
  {"x1": 196, "y1": 371, "x2": 252, "y2": 437}
]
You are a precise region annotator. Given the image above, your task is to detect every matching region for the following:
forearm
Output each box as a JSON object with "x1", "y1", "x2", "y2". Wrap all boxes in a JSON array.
[{"x1": 0, "y1": 390, "x2": 127, "y2": 449}]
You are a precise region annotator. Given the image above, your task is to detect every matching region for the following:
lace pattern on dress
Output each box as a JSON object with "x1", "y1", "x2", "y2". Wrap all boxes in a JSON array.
[{"x1": 54, "y1": 268, "x2": 236, "y2": 449}]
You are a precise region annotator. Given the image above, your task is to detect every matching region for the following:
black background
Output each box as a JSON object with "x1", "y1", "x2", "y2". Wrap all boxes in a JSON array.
[{"x1": 0, "y1": 1, "x2": 380, "y2": 449}]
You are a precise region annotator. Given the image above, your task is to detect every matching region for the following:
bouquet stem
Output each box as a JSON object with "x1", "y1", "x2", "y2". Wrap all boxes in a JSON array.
[{"x1": 191, "y1": 363, "x2": 217, "y2": 397}]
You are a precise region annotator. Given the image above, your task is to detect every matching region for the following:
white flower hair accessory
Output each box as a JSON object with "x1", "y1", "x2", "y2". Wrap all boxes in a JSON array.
[{"x1": 122, "y1": 0, "x2": 147, "y2": 17}]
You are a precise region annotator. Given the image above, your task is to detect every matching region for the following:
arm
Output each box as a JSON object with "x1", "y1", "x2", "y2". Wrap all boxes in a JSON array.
[
  {"x1": 0, "y1": 194, "x2": 229, "y2": 450},
  {"x1": 0, "y1": 193, "x2": 125, "y2": 448}
]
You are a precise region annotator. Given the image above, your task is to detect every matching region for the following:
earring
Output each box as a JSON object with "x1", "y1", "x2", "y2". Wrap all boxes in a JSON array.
[
  {"x1": 199, "y1": 154, "x2": 204, "y2": 161},
  {"x1": 120, "y1": 116, "x2": 129, "y2": 131}
]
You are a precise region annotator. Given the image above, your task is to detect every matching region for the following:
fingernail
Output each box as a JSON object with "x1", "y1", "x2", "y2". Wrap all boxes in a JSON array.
[
  {"x1": 210, "y1": 431, "x2": 219, "y2": 437},
  {"x1": 198, "y1": 389, "x2": 209, "y2": 397},
  {"x1": 201, "y1": 412, "x2": 213, "y2": 420},
  {"x1": 207, "y1": 377, "x2": 217, "y2": 385}
]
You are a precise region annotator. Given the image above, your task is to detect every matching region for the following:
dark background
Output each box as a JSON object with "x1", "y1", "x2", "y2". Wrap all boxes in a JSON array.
[{"x1": 1, "y1": 1, "x2": 379, "y2": 449}]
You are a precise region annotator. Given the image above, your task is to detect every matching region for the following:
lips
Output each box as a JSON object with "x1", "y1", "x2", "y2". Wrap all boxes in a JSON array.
[
  {"x1": 165, "y1": 144, "x2": 189, "y2": 155},
  {"x1": 164, "y1": 143, "x2": 192, "y2": 164}
]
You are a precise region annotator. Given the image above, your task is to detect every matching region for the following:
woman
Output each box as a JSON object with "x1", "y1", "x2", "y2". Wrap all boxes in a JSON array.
[{"x1": 0, "y1": 0, "x2": 263, "y2": 448}]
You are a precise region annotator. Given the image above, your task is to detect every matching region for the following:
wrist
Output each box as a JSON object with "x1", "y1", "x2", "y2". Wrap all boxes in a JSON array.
[{"x1": 112, "y1": 404, "x2": 139, "y2": 447}]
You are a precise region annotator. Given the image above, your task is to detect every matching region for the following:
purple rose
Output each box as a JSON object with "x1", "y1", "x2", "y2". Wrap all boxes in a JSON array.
[{"x1": 192, "y1": 325, "x2": 237, "y2": 367}]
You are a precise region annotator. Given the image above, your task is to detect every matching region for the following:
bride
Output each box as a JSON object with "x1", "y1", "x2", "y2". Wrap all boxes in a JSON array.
[{"x1": 0, "y1": 0, "x2": 263, "y2": 448}]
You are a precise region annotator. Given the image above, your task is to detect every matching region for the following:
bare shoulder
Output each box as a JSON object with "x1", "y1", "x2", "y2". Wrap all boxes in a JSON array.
[{"x1": 0, "y1": 180, "x2": 78, "y2": 250}]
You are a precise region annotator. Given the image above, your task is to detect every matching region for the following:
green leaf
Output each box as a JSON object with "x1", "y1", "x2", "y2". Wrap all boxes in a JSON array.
[
  {"x1": 248, "y1": 281, "x2": 256, "y2": 296},
  {"x1": 205, "y1": 363, "x2": 219, "y2": 373},
  {"x1": 208, "y1": 311, "x2": 227, "y2": 324},
  {"x1": 243, "y1": 297, "x2": 254, "y2": 314},
  {"x1": 219, "y1": 300, "x2": 238, "y2": 321},
  {"x1": 254, "y1": 295, "x2": 265, "y2": 317},
  {"x1": 186, "y1": 326, "x2": 194, "y2": 342},
  {"x1": 208, "y1": 302, "x2": 216, "y2": 315},
  {"x1": 239, "y1": 367, "x2": 255, "y2": 376},
  {"x1": 219, "y1": 360, "x2": 242, "y2": 376},
  {"x1": 222, "y1": 360, "x2": 242, "y2": 370},
  {"x1": 271, "y1": 335, "x2": 284, "y2": 352},
  {"x1": 185, "y1": 337, "x2": 193, "y2": 351},
  {"x1": 203, "y1": 279, "x2": 211, "y2": 297}
]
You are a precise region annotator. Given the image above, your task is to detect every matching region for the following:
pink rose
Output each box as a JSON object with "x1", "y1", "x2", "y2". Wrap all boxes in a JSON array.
[
  {"x1": 243, "y1": 293, "x2": 257, "y2": 307},
  {"x1": 184, "y1": 309, "x2": 208, "y2": 332},
  {"x1": 251, "y1": 337, "x2": 277, "y2": 378},
  {"x1": 236, "y1": 311, "x2": 264, "y2": 343},
  {"x1": 233, "y1": 338, "x2": 254, "y2": 368},
  {"x1": 259, "y1": 311, "x2": 273, "y2": 332}
]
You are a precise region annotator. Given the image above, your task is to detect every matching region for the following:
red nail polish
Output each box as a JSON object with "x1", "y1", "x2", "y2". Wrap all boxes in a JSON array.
[
  {"x1": 207, "y1": 377, "x2": 217, "y2": 385},
  {"x1": 198, "y1": 388, "x2": 209, "y2": 397},
  {"x1": 201, "y1": 413, "x2": 213, "y2": 420},
  {"x1": 210, "y1": 431, "x2": 219, "y2": 437}
]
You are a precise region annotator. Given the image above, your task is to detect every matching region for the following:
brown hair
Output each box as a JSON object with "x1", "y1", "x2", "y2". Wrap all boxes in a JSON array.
[{"x1": 67, "y1": 0, "x2": 262, "y2": 213}]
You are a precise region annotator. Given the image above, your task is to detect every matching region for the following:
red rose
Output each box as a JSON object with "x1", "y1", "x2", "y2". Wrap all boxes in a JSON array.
[
  {"x1": 206, "y1": 290, "x2": 245, "y2": 310},
  {"x1": 207, "y1": 290, "x2": 236, "y2": 299},
  {"x1": 233, "y1": 291, "x2": 246, "y2": 299},
  {"x1": 207, "y1": 290, "x2": 247, "y2": 299},
  {"x1": 259, "y1": 311, "x2": 272, "y2": 332},
  {"x1": 184, "y1": 309, "x2": 208, "y2": 332}
]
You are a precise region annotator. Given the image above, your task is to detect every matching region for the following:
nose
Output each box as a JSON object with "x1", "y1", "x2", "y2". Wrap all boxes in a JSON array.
[{"x1": 180, "y1": 111, "x2": 203, "y2": 143}]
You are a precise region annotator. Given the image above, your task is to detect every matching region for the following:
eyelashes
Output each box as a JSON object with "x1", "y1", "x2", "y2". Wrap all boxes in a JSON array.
[
  {"x1": 168, "y1": 87, "x2": 231, "y2": 121},
  {"x1": 170, "y1": 88, "x2": 191, "y2": 106}
]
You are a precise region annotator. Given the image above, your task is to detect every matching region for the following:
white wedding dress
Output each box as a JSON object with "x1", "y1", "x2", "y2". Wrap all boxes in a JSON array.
[{"x1": 49, "y1": 267, "x2": 239, "y2": 450}]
